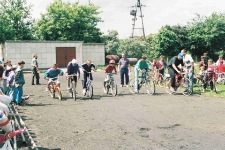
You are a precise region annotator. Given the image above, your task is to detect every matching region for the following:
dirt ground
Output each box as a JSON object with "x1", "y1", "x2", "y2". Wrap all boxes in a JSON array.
[{"x1": 17, "y1": 71, "x2": 225, "y2": 150}]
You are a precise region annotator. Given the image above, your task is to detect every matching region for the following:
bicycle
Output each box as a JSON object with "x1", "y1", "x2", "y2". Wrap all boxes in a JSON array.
[
  {"x1": 47, "y1": 77, "x2": 62, "y2": 100},
  {"x1": 82, "y1": 70, "x2": 94, "y2": 99},
  {"x1": 196, "y1": 72, "x2": 218, "y2": 93},
  {"x1": 67, "y1": 74, "x2": 78, "y2": 101},
  {"x1": 216, "y1": 72, "x2": 225, "y2": 85},
  {"x1": 103, "y1": 73, "x2": 117, "y2": 96},
  {"x1": 129, "y1": 70, "x2": 155, "y2": 95},
  {"x1": 150, "y1": 68, "x2": 164, "y2": 87},
  {"x1": 164, "y1": 72, "x2": 192, "y2": 96}
]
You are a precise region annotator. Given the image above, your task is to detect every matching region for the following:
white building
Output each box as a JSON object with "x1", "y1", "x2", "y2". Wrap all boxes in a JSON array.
[{"x1": 0, "y1": 41, "x2": 105, "y2": 69}]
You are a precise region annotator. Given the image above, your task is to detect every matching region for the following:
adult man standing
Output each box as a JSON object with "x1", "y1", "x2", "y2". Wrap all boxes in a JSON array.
[
  {"x1": 31, "y1": 54, "x2": 40, "y2": 85},
  {"x1": 118, "y1": 53, "x2": 131, "y2": 87},
  {"x1": 203, "y1": 53, "x2": 210, "y2": 65},
  {"x1": 181, "y1": 49, "x2": 194, "y2": 90}
]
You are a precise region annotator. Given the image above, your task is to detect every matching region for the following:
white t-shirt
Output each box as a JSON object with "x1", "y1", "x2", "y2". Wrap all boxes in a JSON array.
[{"x1": 183, "y1": 54, "x2": 194, "y2": 67}]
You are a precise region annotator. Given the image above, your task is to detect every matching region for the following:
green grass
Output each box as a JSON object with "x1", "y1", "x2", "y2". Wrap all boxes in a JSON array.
[{"x1": 193, "y1": 83, "x2": 225, "y2": 98}]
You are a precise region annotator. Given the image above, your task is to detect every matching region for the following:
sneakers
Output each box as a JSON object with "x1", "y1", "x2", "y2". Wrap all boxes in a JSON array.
[
  {"x1": 82, "y1": 89, "x2": 86, "y2": 96},
  {"x1": 170, "y1": 87, "x2": 175, "y2": 93},
  {"x1": 126, "y1": 85, "x2": 129, "y2": 87},
  {"x1": 67, "y1": 86, "x2": 71, "y2": 90},
  {"x1": 45, "y1": 87, "x2": 48, "y2": 92},
  {"x1": 120, "y1": 85, "x2": 123, "y2": 87}
]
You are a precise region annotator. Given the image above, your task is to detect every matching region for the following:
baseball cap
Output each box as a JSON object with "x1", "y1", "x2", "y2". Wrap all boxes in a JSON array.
[{"x1": 178, "y1": 53, "x2": 184, "y2": 59}]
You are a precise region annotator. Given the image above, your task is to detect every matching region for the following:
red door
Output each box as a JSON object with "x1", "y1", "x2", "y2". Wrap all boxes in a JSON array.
[{"x1": 56, "y1": 47, "x2": 76, "y2": 67}]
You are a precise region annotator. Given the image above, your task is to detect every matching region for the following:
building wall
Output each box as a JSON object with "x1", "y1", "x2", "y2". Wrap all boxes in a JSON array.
[
  {"x1": 82, "y1": 43, "x2": 105, "y2": 66},
  {"x1": 5, "y1": 41, "x2": 82, "y2": 69},
  {"x1": 3, "y1": 41, "x2": 105, "y2": 69}
]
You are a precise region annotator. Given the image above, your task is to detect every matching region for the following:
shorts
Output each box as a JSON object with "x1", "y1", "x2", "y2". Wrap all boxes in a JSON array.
[{"x1": 70, "y1": 76, "x2": 77, "y2": 82}]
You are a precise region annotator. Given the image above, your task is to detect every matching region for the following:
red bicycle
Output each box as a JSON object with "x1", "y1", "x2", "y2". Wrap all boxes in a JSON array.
[{"x1": 48, "y1": 77, "x2": 62, "y2": 100}]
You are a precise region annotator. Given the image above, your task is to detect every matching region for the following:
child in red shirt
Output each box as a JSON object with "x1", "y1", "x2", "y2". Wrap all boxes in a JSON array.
[
  {"x1": 215, "y1": 60, "x2": 225, "y2": 83},
  {"x1": 216, "y1": 60, "x2": 225, "y2": 73},
  {"x1": 103, "y1": 60, "x2": 117, "y2": 87}
]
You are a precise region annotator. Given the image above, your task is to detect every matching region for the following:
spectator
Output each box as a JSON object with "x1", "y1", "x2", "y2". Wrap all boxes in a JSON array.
[
  {"x1": 118, "y1": 53, "x2": 131, "y2": 87},
  {"x1": 216, "y1": 55, "x2": 225, "y2": 66},
  {"x1": 203, "y1": 53, "x2": 210, "y2": 65},
  {"x1": 198, "y1": 56, "x2": 207, "y2": 70},
  {"x1": 14, "y1": 60, "x2": 25, "y2": 105},
  {"x1": 31, "y1": 54, "x2": 40, "y2": 85}
]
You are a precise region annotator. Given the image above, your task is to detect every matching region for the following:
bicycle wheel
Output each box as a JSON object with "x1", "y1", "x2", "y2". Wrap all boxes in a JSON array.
[
  {"x1": 164, "y1": 77, "x2": 173, "y2": 94},
  {"x1": 128, "y1": 79, "x2": 136, "y2": 94},
  {"x1": 87, "y1": 84, "x2": 93, "y2": 99},
  {"x1": 111, "y1": 81, "x2": 117, "y2": 96},
  {"x1": 57, "y1": 87, "x2": 62, "y2": 100},
  {"x1": 157, "y1": 73, "x2": 164, "y2": 87},
  {"x1": 179, "y1": 77, "x2": 192, "y2": 96},
  {"x1": 72, "y1": 84, "x2": 76, "y2": 101},
  {"x1": 49, "y1": 86, "x2": 55, "y2": 98},
  {"x1": 145, "y1": 79, "x2": 155, "y2": 95},
  {"x1": 196, "y1": 78, "x2": 204, "y2": 93},
  {"x1": 213, "y1": 80, "x2": 218, "y2": 93},
  {"x1": 103, "y1": 82, "x2": 109, "y2": 94}
]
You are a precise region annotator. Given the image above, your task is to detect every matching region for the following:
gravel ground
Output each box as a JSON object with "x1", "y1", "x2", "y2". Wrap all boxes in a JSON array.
[{"x1": 15, "y1": 71, "x2": 225, "y2": 150}]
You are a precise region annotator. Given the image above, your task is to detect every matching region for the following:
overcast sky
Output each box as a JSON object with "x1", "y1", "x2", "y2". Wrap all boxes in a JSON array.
[{"x1": 27, "y1": 0, "x2": 225, "y2": 38}]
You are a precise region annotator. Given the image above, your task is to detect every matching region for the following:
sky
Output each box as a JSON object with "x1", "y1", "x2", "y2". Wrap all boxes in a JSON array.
[{"x1": 27, "y1": 0, "x2": 225, "y2": 38}]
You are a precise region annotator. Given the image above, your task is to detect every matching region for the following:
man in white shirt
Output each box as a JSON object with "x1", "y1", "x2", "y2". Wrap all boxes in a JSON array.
[{"x1": 181, "y1": 49, "x2": 194, "y2": 91}]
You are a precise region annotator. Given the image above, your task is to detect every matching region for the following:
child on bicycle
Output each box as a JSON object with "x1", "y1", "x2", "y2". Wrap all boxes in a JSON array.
[
  {"x1": 135, "y1": 56, "x2": 151, "y2": 92},
  {"x1": 103, "y1": 60, "x2": 117, "y2": 87},
  {"x1": 204, "y1": 59, "x2": 214, "y2": 92},
  {"x1": 67, "y1": 59, "x2": 80, "y2": 92},
  {"x1": 81, "y1": 60, "x2": 97, "y2": 95},
  {"x1": 44, "y1": 64, "x2": 64, "y2": 91}
]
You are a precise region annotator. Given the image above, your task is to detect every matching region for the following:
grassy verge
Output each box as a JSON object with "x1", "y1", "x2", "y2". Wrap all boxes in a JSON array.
[{"x1": 193, "y1": 84, "x2": 225, "y2": 98}]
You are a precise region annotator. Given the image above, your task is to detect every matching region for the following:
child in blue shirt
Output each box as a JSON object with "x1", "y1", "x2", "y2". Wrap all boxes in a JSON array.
[{"x1": 44, "y1": 64, "x2": 64, "y2": 91}]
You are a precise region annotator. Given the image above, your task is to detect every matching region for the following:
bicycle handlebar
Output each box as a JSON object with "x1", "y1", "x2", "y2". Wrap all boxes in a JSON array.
[{"x1": 67, "y1": 73, "x2": 78, "y2": 77}]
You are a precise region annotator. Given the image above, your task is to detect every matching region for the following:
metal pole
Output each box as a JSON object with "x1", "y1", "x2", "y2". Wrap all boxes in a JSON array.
[
  {"x1": 131, "y1": 4, "x2": 138, "y2": 38},
  {"x1": 12, "y1": 105, "x2": 39, "y2": 150},
  {"x1": 139, "y1": 3, "x2": 146, "y2": 40}
]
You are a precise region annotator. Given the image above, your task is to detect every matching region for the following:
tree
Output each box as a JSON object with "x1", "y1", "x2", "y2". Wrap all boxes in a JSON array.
[
  {"x1": 164, "y1": 25, "x2": 189, "y2": 50},
  {"x1": 0, "y1": 0, "x2": 34, "y2": 43},
  {"x1": 188, "y1": 13, "x2": 225, "y2": 58},
  {"x1": 35, "y1": 0, "x2": 102, "y2": 43},
  {"x1": 118, "y1": 38, "x2": 148, "y2": 59},
  {"x1": 151, "y1": 27, "x2": 179, "y2": 57},
  {"x1": 101, "y1": 30, "x2": 120, "y2": 55}
]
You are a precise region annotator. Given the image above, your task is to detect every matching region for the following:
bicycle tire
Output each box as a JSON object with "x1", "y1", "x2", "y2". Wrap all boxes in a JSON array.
[
  {"x1": 145, "y1": 79, "x2": 155, "y2": 95},
  {"x1": 213, "y1": 80, "x2": 218, "y2": 93},
  {"x1": 196, "y1": 78, "x2": 204, "y2": 93},
  {"x1": 111, "y1": 81, "x2": 117, "y2": 96},
  {"x1": 179, "y1": 77, "x2": 192, "y2": 96},
  {"x1": 164, "y1": 77, "x2": 173, "y2": 94},
  {"x1": 73, "y1": 85, "x2": 76, "y2": 101},
  {"x1": 103, "y1": 82, "x2": 109, "y2": 94},
  {"x1": 57, "y1": 87, "x2": 62, "y2": 100},
  {"x1": 87, "y1": 84, "x2": 93, "y2": 99},
  {"x1": 128, "y1": 79, "x2": 136, "y2": 94},
  {"x1": 49, "y1": 85, "x2": 55, "y2": 98},
  {"x1": 157, "y1": 73, "x2": 164, "y2": 87}
]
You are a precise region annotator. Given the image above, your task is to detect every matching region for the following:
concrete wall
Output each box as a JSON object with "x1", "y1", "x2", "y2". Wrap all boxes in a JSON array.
[
  {"x1": 5, "y1": 41, "x2": 82, "y2": 69},
  {"x1": 3, "y1": 41, "x2": 105, "y2": 69},
  {"x1": 82, "y1": 43, "x2": 105, "y2": 66}
]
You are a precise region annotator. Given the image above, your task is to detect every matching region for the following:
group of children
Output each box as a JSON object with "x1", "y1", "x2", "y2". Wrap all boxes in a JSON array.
[
  {"x1": 198, "y1": 54, "x2": 225, "y2": 92},
  {"x1": 0, "y1": 60, "x2": 27, "y2": 105}
]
